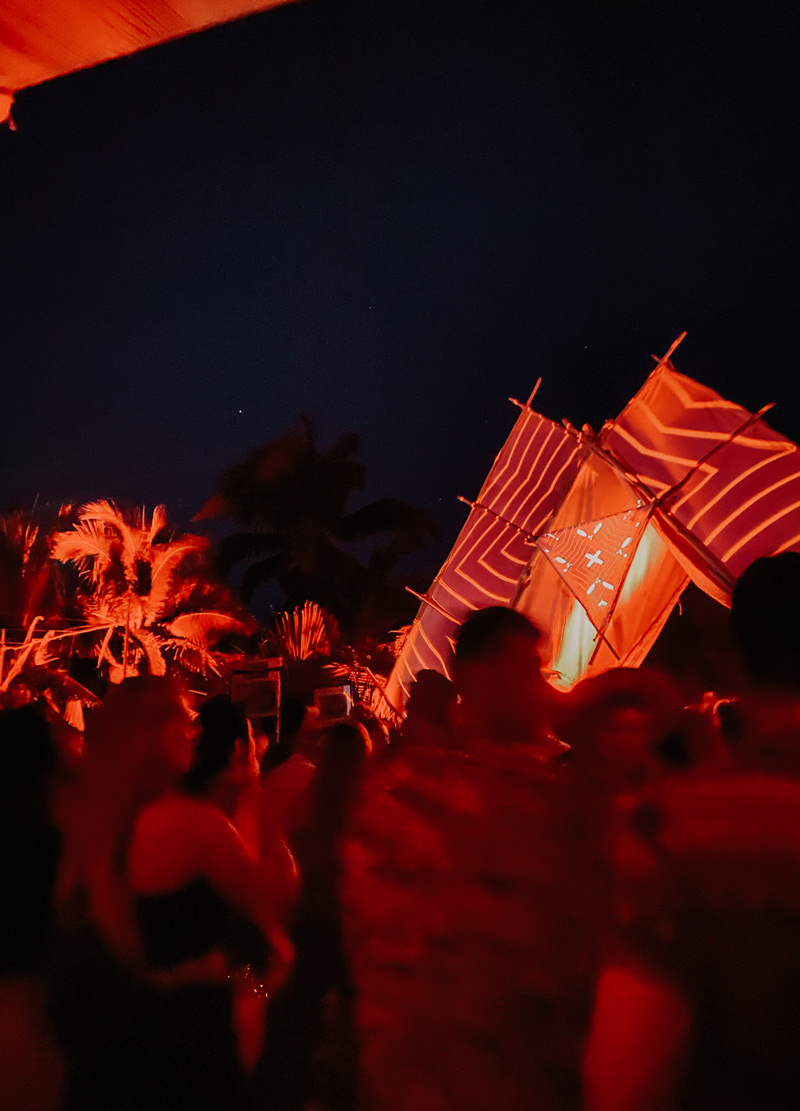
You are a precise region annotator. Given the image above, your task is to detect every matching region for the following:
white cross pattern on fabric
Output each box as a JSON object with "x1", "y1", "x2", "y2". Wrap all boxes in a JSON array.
[{"x1": 534, "y1": 506, "x2": 651, "y2": 632}]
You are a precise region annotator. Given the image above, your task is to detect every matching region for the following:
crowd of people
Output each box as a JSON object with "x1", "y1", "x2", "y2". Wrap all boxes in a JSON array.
[{"x1": 3, "y1": 552, "x2": 800, "y2": 1110}]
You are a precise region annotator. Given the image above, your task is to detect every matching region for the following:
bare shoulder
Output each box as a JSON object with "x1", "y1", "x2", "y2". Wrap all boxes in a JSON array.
[{"x1": 128, "y1": 794, "x2": 242, "y2": 893}]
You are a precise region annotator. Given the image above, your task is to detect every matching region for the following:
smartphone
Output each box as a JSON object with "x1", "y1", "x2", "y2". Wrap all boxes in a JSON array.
[{"x1": 313, "y1": 684, "x2": 354, "y2": 722}]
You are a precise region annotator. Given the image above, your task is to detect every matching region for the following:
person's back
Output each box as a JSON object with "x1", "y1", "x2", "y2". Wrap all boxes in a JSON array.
[
  {"x1": 583, "y1": 555, "x2": 800, "y2": 1111},
  {"x1": 0, "y1": 705, "x2": 64, "y2": 1111},
  {"x1": 585, "y1": 766, "x2": 800, "y2": 1111},
  {"x1": 261, "y1": 719, "x2": 369, "y2": 1111},
  {"x1": 342, "y1": 609, "x2": 591, "y2": 1111}
]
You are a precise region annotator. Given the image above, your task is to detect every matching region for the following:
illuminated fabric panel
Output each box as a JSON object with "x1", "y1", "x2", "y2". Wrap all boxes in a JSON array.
[
  {"x1": 0, "y1": 0, "x2": 294, "y2": 123},
  {"x1": 385, "y1": 405, "x2": 585, "y2": 708},
  {"x1": 602, "y1": 363, "x2": 800, "y2": 583},
  {"x1": 515, "y1": 453, "x2": 689, "y2": 689},
  {"x1": 534, "y1": 506, "x2": 650, "y2": 633}
]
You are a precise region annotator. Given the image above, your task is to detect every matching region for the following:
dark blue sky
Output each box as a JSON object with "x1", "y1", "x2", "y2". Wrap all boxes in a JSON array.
[{"x1": 1, "y1": 0, "x2": 798, "y2": 558}]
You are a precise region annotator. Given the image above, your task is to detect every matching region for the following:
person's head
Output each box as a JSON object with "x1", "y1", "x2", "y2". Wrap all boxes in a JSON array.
[
  {"x1": 732, "y1": 552, "x2": 800, "y2": 692},
  {"x1": 562, "y1": 667, "x2": 697, "y2": 791},
  {"x1": 84, "y1": 675, "x2": 196, "y2": 794},
  {"x1": 183, "y1": 695, "x2": 253, "y2": 794},
  {"x1": 452, "y1": 606, "x2": 546, "y2": 744},
  {"x1": 312, "y1": 719, "x2": 371, "y2": 836},
  {"x1": 66, "y1": 676, "x2": 196, "y2": 891},
  {"x1": 405, "y1": 669, "x2": 457, "y2": 729}
]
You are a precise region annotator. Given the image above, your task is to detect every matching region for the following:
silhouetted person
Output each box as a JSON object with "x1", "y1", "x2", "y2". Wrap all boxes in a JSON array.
[
  {"x1": 0, "y1": 705, "x2": 64, "y2": 1111},
  {"x1": 401, "y1": 668, "x2": 457, "y2": 748},
  {"x1": 732, "y1": 551, "x2": 800, "y2": 693},
  {"x1": 183, "y1": 695, "x2": 252, "y2": 808},
  {"x1": 584, "y1": 556, "x2": 800, "y2": 1111},
  {"x1": 53, "y1": 677, "x2": 292, "y2": 1111},
  {"x1": 452, "y1": 605, "x2": 556, "y2": 752},
  {"x1": 261, "y1": 719, "x2": 369, "y2": 1111},
  {"x1": 342, "y1": 607, "x2": 586, "y2": 1111},
  {"x1": 184, "y1": 694, "x2": 299, "y2": 1074}
]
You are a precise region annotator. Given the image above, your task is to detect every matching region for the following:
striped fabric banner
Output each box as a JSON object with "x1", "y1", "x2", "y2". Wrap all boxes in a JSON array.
[
  {"x1": 602, "y1": 363, "x2": 800, "y2": 582},
  {"x1": 385, "y1": 404, "x2": 585, "y2": 707}
]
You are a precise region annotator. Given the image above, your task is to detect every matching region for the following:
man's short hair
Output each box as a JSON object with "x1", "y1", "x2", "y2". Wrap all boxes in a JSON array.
[{"x1": 454, "y1": 606, "x2": 541, "y2": 665}]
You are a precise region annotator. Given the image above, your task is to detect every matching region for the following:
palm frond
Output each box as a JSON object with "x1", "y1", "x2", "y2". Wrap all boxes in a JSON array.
[
  {"x1": 240, "y1": 554, "x2": 286, "y2": 603},
  {"x1": 148, "y1": 537, "x2": 209, "y2": 614},
  {"x1": 336, "y1": 498, "x2": 439, "y2": 549},
  {"x1": 20, "y1": 666, "x2": 103, "y2": 708},
  {"x1": 192, "y1": 494, "x2": 230, "y2": 521},
  {"x1": 161, "y1": 637, "x2": 227, "y2": 679},
  {"x1": 148, "y1": 505, "x2": 170, "y2": 544},
  {"x1": 79, "y1": 500, "x2": 139, "y2": 572},
  {"x1": 32, "y1": 629, "x2": 55, "y2": 665},
  {"x1": 64, "y1": 699, "x2": 85, "y2": 731},
  {"x1": 0, "y1": 640, "x2": 36, "y2": 693},
  {"x1": 215, "y1": 532, "x2": 281, "y2": 578},
  {"x1": 130, "y1": 627, "x2": 167, "y2": 677},
  {"x1": 165, "y1": 611, "x2": 250, "y2": 647},
  {"x1": 264, "y1": 601, "x2": 339, "y2": 663},
  {"x1": 51, "y1": 520, "x2": 115, "y2": 585}
]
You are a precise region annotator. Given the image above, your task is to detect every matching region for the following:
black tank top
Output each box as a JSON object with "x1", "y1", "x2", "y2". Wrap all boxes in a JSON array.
[{"x1": 135, "y1": 877, "x2": 270, "y2": 972}]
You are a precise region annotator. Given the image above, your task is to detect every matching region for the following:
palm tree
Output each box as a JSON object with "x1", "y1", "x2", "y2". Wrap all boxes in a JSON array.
[
  {"x1": 261, "y1": 600, "x2": 401, "y2": 723},
  {"x1": 51, "y1": 501, "x2": 254, "y2": 684},
  {"x1": 195, "y1": 419, "x2": 439, "y2": 643},
  {"x1": 0, "y1": 505, "x2": 107, "y2": 725},
  {"x1": 0, "y1": 506, "x2": 72, "y2": 632},
  {"x1": 0, "y1": 615, "x2": 102, "y2": 725}
]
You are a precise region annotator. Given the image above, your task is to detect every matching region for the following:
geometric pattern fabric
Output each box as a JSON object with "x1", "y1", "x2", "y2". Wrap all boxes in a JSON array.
[
  {"x1": 602, "y1": 363, "x2": 800, "y2": 580},
  {"x1": 534, "y1": 505, "x2": 651, "y2": 633},
  {"x1": 384, "y1": 403, "x2": 585, "y2": 708}
]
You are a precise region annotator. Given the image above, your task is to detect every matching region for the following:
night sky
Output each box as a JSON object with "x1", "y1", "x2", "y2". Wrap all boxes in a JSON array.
[{"x1": 2, "y1": 0, "x2": 798, "y2": 566}]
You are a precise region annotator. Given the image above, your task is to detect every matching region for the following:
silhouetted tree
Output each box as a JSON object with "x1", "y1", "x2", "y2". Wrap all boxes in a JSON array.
[{"x1": 196, "y1": 419, "x2": 438, "y2": 644}]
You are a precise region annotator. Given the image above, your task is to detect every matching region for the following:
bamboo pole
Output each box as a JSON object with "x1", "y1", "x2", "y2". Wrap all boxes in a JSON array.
[
  {"x1": 509, "y1": 377, "x2": 542, "y2": 410},
  {"x1": 652, "y1": 331, "x2": 687, "y2": 367},
  {"x1": 456, "y1": 495, "x2": 539, "y2": 540},
  {"x1": 404, "y1": 586, "x2": 461, "y2": 624}
]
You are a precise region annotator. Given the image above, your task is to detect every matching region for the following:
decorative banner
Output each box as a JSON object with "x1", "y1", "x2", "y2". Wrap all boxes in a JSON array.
[
  {"x1": 1, "y1": 0, "x2": 295, "y2": 124},
  {"x1": 385, "y1": 402, "x2": 585, "y2": 708},
  {"x1": 389, "y1": 342, "x2": 800, "y2": 706},
  {"x1": 534, "y1": 506, "x2": 650, "y2": 632},
  {"x1": 603, "y1": 362, "x2": 800, "y2": 582}
]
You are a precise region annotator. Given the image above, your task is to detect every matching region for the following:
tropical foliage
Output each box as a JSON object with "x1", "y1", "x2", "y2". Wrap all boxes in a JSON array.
[
  {"x1": 50, "y1": 501, "x2": 254, "y2": 684},
  {"x1": 0, "y1": 422, "x2": 436, "y2": 727},
  {"x1": 262, "y1": 600, "x2": 404, "y2": 724},
  {"x1": 196, "y1": 419, "x2": 438, "y2": 645},
  {"x1": 0, "y1": 506, "x2": 72, "y2": 630}
]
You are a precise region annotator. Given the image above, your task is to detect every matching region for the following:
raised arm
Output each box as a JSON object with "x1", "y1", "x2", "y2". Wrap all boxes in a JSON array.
[{"x1": 582, "y1": 962, "x2": 691, "y2": 1111}]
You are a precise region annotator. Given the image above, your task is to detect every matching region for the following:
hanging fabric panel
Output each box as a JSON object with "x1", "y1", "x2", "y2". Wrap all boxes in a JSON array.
[
  {"x1": 1, "y1": 0, "x2": 294, "y2": 122},
  {"x1": 602, "y1": 362, "x2": 800, "y2": 587},
  {"x1": 385, "y1": 404, "x2": 585, "y2": 708},
  {"x1": 514, "y1": 451, "x2": 689, "y2": 689},
  {"x1": 534, "y1": 505, "x2": 651, "y2": 633}
]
